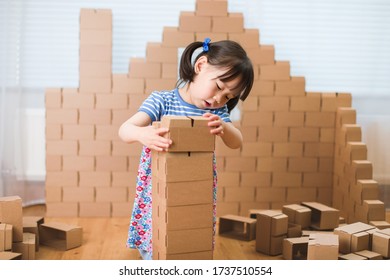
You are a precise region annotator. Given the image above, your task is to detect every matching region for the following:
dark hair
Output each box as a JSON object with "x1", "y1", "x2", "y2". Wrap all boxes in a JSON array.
[{"x1": 176, "y1": 40, "x2": 254, "y2": 113}]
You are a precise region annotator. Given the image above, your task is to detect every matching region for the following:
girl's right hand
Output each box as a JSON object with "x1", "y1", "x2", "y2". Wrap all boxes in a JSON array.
[{"x1": 139, "y1": 126, "x2": 172, "y2": 152}]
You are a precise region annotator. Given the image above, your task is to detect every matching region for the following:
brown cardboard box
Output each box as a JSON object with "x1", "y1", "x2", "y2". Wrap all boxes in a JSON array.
[
  {"x1": 0, "y1": 251, "x2": 22, "y2": 260},
  {"x1": 363, "y1": 200, "x2": 385, "y2": 221},
  {"x1": 23, "y1": 216, "x2": 44, "y2": 251},
  {"x1": 154, "y1": 152, "x2": 213, "y2": 182},
  {"x1": 372, "y1": 228, "x2": 390, "y2": 258},
  {"x1": 282, "y1": 204, "x2": 311, "y2": 229},
  {"x1": 307, "y1": 233, "x2": 339, "y2": 260},
  {"x1": 283, "y1": 237, "x2": 309, "y2": 260},
  {"x1": 355, "y1": 250, "x2": 383, "y2": 260},
  {"x1": 159, "y1": 116, "x2": 215, "y2": 152},
  {"x1": 369, "y1": 221, "x2": 390, "y2": 230},
  {"x1": 301, "y1": 202, "x2": 339, "y2": 230},
  {"x1": 256, "y1": 210, "x2": 288, "y2": 255},
  {"x1": 39, "y1": 222, "x2": 83, "y2": 250},
  {"x1": 196, "y1": 0, "x2": 228, "y2": 17},
  {"x1": 219, "y1": 215, "x2": 256, "y2": 241},
  {"x1": 333, "y1": 222, "x2": 375, "y2": 253},
  {"x1": 339, "y1": 253, "x2": 367, "y2": 260},
  {"x1": 0, "y1": 223, "x2": 12, "y2": 251},
  {"x1": 287, "y1": 223, "x2": 302, "y2": 238},
  {"x1": 12, "y1": 232, "x2": 36, "y2": 260},
  {"x1": 0, "y1": 196, "x2": 23, "y2": 242}
]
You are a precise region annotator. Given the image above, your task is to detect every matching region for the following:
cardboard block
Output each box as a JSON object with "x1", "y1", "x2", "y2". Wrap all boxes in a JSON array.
[
  {"x1": 0, "y1": 196, "x2": 23, "y2": 242},
  {"x1": 12, "y1": 232, "x2": 36, "y2": 260},
  {"x1": 282, "y1": 204, "x2": 311, "y2": 229},
  {"x1": 333, "y1": 222, "x2": 375, "y2": 253},
  {"x1": 283, "y1": 237, "x2": 309, "y2": 260},
  {"x1": 307, "y1": 233, "x2": 339, "y2": 260},
  {"x1": 339, "y1": 253, "x2": 367, "y2": 260},
  {"x1": 372, "y1": 228, "x2": 390, "y2": 258},
  {"x1": 23, "y1": 216, "x2": 44, "y2": 251},
  {"x1": 0, "y1": 223, "x2": 12, "y2": 251},
  {"x1": 355, "y1": 250, "x2": 383, "y2": 260},
  {"x1": 219, "y1": 215, "x2": 256, "y2": 241},
  {"x1": 0, "y1": 251, "x2": 22, "y2": 260},
  {"x1": 159, "y1": 116, "x2": 215, "y2": 152},
  {"x1": 301, "y1": 202, "x2": 339, "y2": 230},
  {"x1": 39, "y1": 222, "x2": 83, "y2": 250}
]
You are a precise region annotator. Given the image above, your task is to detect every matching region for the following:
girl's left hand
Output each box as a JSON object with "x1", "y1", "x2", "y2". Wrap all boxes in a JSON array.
[{"x1": 203, "y1": 112, "x2": 224, "y2": 136}]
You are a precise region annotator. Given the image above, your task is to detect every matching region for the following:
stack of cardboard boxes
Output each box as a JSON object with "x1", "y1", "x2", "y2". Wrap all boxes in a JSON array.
[
  {"x1": 0, "y1": 196, "x2": 82, "y2": 260},
  {"x1": 152, "y1": 116, "x2": 215, "y2": 260}
]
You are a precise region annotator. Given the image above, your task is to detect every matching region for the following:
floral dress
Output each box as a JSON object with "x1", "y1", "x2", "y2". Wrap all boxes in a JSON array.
[{"x1": 126, "y1": 146, "x2": 218, "y2": 255}]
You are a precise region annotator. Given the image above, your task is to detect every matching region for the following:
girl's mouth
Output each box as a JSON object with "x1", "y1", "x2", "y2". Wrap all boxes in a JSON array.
[{"x1": 204, "y1": 100, "x2": 212, "y2": 107}]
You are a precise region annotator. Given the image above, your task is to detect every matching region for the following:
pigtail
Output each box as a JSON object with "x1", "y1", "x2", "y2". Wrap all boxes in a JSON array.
[{"x1": 176, "y1": 41, "x2": 203, "y2": 88}]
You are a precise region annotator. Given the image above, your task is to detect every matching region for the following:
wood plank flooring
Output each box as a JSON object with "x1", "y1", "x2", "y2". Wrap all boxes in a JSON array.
[{"x1": 23, "y1": 204, "x2": 389, "y2": 260}]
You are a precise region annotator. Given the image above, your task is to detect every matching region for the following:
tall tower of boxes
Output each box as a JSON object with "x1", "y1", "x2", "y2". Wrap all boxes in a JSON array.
[{"x1": 152, "y1": 116, "x2": 215, "y2": 260}]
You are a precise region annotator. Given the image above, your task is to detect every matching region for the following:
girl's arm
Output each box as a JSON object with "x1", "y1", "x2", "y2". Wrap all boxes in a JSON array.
[
  {"x1": 118, "y1": 111, "x2": 172, "y2": 151},
  {"x1": 203, "y1": 113, "x2": 243, "y2": 149}
]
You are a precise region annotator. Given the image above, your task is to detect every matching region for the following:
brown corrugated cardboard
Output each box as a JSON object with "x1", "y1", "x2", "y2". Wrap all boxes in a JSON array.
[
  {"x1": 23, "y1": 216, "x2": 44, "y2": 251},
  {"x1": 301, "y1": 201, "x2": 339, "y2": 230},
  {"x1": 0, "y1": 251, "x2": 22, "y2": 260},
  {"x1": 369, "y1": 220, "x2": 390, "y2": 230},
  {"x1": 355, "y1": 250, "x2": 383, "y2": 260},
  {"x1": 39, "y1": 222, "x2": 83, "y2": 250},
  {"x1": 339, "y1": 253, "x2": 367, "y2": 260},
  {"x1": 282, "y1": 204, "x2": 311, "y2": 229},
  {"x1": 283, "y1": 237, "x2": 309, "y2": 260},
  {"x1": 287, "y1": 223, "x2": 302, "y2": 238},
  {"x1": 0, "y1": 196, "x2": 23, "y2": 242},
  {"x1": 159, "y1": 116, "x2": 215, "y2": 152},
  {"x1": 0, "y1": 223, "x2": 12, "y2": 251},
  {"x1": 334, "y1": 222, "x2": 375, "y2": 254},
  {"x1": 307, "y1": 233, "x2": 339, "y2": 260},
  {"x1": 12, "y1": 232, "x2": 36, "y2": 260},
  {"x1": 372, "y1": 228, "x2": 390, "y2": 258},
  {"x1": 219, "y1": 215, "x2": 256, "y2": 241},
  {"x1": 256, "y1": 210, "x2": 288, "y2": 255}
]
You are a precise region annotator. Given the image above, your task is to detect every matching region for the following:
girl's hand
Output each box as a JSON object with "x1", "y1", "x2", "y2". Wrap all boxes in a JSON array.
[
  {"x1": 203, "y1": 112, "x2": 224, "y2": 136},
  {"x1": 139, "y1": 126, "x2": 172, "y2": 152}
]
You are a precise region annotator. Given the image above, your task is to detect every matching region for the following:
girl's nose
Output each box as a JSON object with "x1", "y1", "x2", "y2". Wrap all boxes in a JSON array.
[{"x1": 213, "y1": 95, "x2": 221, "y2": 104}]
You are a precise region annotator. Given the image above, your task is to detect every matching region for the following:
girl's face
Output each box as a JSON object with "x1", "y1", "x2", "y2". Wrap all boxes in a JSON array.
[{"x1": 183, "y1": 56, "x2": 241, "y2": 109}]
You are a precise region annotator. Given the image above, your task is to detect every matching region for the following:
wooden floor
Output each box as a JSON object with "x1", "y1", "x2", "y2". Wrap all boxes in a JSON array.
[{"x1": 23, "y1": 205, "x2": 389, "y2": 260}]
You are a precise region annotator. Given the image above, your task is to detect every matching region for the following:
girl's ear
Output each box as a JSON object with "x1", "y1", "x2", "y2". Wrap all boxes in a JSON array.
[{"x1": 194, "y1": 55, "x2": 208, "y2": 74}]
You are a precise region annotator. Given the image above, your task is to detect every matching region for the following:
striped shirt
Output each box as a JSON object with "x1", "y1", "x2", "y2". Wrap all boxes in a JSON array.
[{"x1": 139, "y1": 88, "x2": 231, "y2": 123}]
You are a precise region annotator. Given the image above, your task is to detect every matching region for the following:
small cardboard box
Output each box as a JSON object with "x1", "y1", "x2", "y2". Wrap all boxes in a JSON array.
[
  {"x1": 369, "y1": 220, "x2": 390, "y2": 230},
  {"x1": 0, "y1": 196, "x2": 23, "y2": 242},
  {"x1": 355, "y1": 250, "x2": 383, "y2": 260},
  {"x1": 256, "y1": 210, "x2": 288, "y2": 256},
  {"x1": 301, "y1": 202, "x2": 339, "y2": 230},
  {"x1": 307, "y1": 233, "x2": 339, "y2": 260},
  {"x1": 372, "y1": 228, "x2": 390, "y2": 258},
  {"x1": 12, "y1": 232, "x2": 36, "y2": 260},
  {"x1": 0, "y1": 223, "x2": 12, "y2": 251},
  {"x1": 159, "y1": 116, "x2": 215, "y2": 152},
  {"x1": 23, "y1": 216, "x2": 44, "y2": 252},
  {"x1": 334, "y1": 222, "x2": 375, "y2": 254},
  {"x1": 153, "y1": 152, "x2": 213, "y2": 182},
  {"x1": 282, "y1": 204, "x2": 311, "y2": 229},
  {"x1": 39, "y1": 222, "x2": 83, "y2": 250},
  {"x1": 219, "y1": 215, "x2": 256, "y2": 241},
  {"x1": 339, "y1": 253, "x2": 367, "y2": 260},
  {"x1": 283, "y1": 237, "x2": 309, "y2": 260},
  {"x1": 287, "y1": 223, "x2": 302, "y2": 238},
  {"x1": 0, "y1": 251, "x2": 22, "y2": 260}
]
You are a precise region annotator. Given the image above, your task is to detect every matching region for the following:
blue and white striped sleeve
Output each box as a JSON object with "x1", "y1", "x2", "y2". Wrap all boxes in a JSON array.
[{"x1": 138, "y1": 91, "x2": 165, "y2": 122}]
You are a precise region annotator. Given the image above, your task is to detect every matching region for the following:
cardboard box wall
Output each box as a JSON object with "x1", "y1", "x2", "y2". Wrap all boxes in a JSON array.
[{"x1": 44, "y1": 2, "x2": 384, "y2": 220}]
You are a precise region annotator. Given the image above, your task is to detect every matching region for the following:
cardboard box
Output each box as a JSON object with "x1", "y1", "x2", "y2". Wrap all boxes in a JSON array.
[
  {"x1": 355, "y1": 250, "x2": 383, "y2": 260},
  {"x1": 12, "y1": 232, "x2": 36, "y2": 260},
  {"x1": 301, "y1": 202, "x2": 339, "y2": 230},
  {"x1": 282, "y1": 204, "x2": 311, "y2": 229},
  {"x1": 0, "y1": 196, "x2": 23, "y2": 242},
  {"x1": 153, "y1": 152, "x2": 213, "y2": 182},
  {"x1": 363, "y1": 200, "x2": 385, "y2": 221},
  {"x1": 0, "y1": 251, "x2": 22, "y2": 260},
  {"x1": 372, "y1": 228, "x2": 390, "y2": 258},
  {"x1": 158, "y1": 116, "x2": 215, "y2": 152},
  {"x1": 307, "y1": 233, "x2": 339, "y2": 260},
  {"x1": 283, "y1": 237, "x2": 309, "y2": 260},
  {"x1": 39, "y1": 222, "x2": 83, "y2": 250},
  {"x1": 219, "y1": 215, "x2": 256, "y2": 241},
  {"x1": 339, "y1": 253, "x2": 367, "y2": 260},
  {"x1": 369, "y1": 220, "x2": 390, "y2": 230},
  {"x1": 0, "y1": 223, "x2": 12, "y2": 251},
  {"x1": 334, "y1": 222, "x2": 375, "y2": 254},
  {"x1": 287, "y1": 223, "x2": 302, "y2": 238},
  {"x1": 23, "y1": 216, "x2": 44, "y2": 251},
  {"x1": 256, "y1": 210, "x2": 288, "y2": 255}
]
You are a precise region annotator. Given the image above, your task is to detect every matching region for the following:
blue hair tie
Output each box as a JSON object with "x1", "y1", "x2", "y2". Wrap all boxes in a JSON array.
[{"x1": 203, "y1": 37, "x2": 211, "y2": 52}]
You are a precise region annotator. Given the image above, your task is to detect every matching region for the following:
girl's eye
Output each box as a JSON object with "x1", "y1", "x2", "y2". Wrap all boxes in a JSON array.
[
  {"x1": 216, "y1": 83, "x2": 222, "y2": 90},
  {"x1": 225, "y1": 95, "x2": 230, "y2": 100}
]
